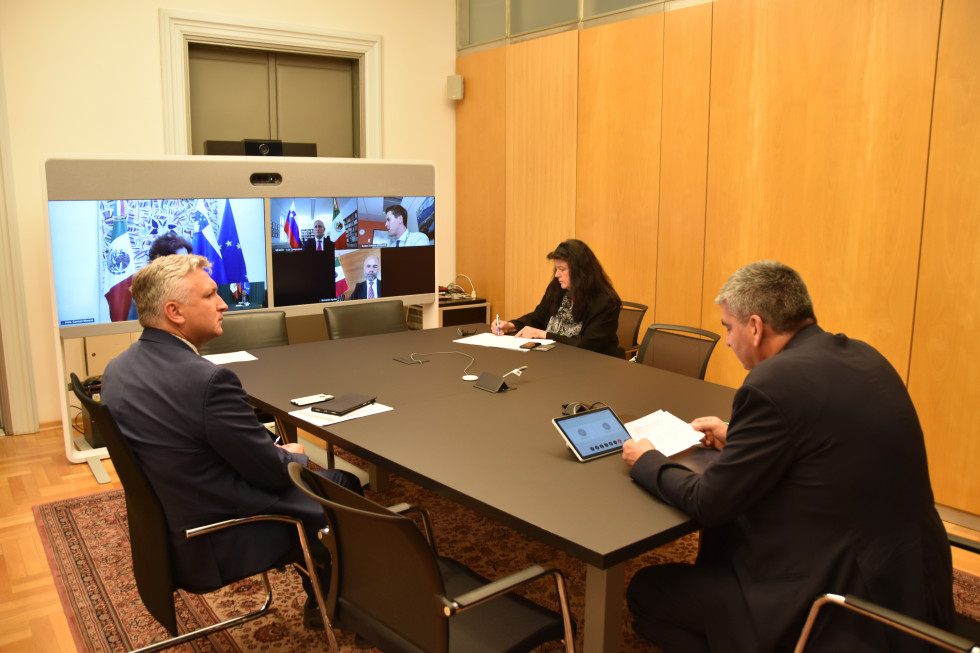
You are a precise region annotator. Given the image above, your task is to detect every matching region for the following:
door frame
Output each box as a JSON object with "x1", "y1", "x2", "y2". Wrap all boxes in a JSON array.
[{"x1": 160, "y1": 9, "x2": 382, "y2": 157}]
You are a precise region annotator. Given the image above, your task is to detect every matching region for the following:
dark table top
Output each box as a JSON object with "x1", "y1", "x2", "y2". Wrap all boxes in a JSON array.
[{"x1": 226, "y1": 325, "x2": 735, "y2": 569}]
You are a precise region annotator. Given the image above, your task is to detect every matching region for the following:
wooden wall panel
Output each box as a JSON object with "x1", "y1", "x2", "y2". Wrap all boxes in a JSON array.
[
  {"x1": 504, "y1": 32, "x2": 579, "y2": 319},
  {"x1": 656, "y1": 3, "x2": 713, "y2": 338},
  {"x1": 456, "y1": 49, "x2": 507, "y2": 316},
  {"x1": 576, "y1": 15, "x2": 663, "y2": 315},
  {"x1": 909, "y1": 0, "x2": 980, "y2": 514},
  {"x1": 455, "y1": 0, "x2": 976, "y2": 514},
  {"x1": 702, "y1": 0, "x2": 941, "y2": 389}
]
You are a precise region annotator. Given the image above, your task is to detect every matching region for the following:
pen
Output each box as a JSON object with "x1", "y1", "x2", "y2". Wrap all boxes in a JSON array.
[
  {"x1": 274, "y1": 435, "x2": 282, "y2": 445},
  {"x1": 496, "y1": 314, "x2": 500, "y2": 335}
]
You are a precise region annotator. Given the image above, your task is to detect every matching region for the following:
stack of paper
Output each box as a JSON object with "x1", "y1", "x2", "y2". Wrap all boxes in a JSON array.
[{"x1": 625, "y1": 410, "x2": 703, "y2": 456}]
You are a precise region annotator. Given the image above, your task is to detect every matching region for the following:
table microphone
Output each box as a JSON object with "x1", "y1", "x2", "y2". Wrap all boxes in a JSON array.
[{"x1": 475, "y1": 366, "x2": 527, "y2": 393}]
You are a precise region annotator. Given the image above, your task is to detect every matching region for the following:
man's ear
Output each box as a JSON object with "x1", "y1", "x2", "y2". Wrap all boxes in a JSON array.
[
  {"x1": 747, "y1": 314, "x2": 765, "y2": 347},
  {"x1": 163, "y1": 300, "x2": 185, "y2": 325}
]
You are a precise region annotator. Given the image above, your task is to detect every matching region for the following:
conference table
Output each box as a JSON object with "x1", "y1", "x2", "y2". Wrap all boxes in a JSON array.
[{"x1": 225, "y1": 325, "x2": 735, "y2": 652}]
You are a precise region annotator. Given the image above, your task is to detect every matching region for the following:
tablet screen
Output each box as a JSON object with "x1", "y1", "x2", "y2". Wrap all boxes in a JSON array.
[{"x1": 552, "y1": 407, "x2": 631, "y2": 462}]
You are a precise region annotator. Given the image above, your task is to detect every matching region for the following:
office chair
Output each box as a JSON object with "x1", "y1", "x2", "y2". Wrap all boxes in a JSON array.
[
  {"x1": 636, "y1": 323, "x2": 721, "y2": 380},
  {"x1": 288, "y1": 462, "x2": 576, "y2": 653},
  {"x1": 198, "y1": 310, "x2": 288, "y2": 355},
  {"x1": 323, "y1": 299, "x2": 407, "y2": 339},
  {"x1": 617, "y1": 301, "x2": 649, "y2": 360},
  {"x1": 794, "y1": 534, "x2": 980, "y2": 652},
  {"x1": 69, "y1": 374, "x2": 329, "y2": 653},
  {"x1": 197, "y1": 310, "x2": 289, "y2": 437}
]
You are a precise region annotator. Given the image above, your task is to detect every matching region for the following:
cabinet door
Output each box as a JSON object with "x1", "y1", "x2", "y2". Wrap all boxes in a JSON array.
[{"x1": 188, "y1": 44, "x2": 357, "y2": 157}]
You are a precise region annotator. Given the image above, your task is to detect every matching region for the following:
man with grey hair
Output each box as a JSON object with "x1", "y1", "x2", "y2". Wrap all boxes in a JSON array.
[
  {"x1": 622, "y1": 260, "x2": 952, "y2": 652},
  {"x1": 103, "y1": 254, "x2": 361, "y2": 628}
]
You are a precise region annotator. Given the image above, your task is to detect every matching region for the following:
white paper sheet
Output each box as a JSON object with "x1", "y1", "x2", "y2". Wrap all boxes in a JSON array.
[
  {"x1": 453, "y1": 332, "x2": 554, "y2": 351},
  {"x1": 290, "y1": 402, "x2": 393, "y2": 427},
  {"x1": 202, "y1": 351, "x2": 258, "y2": 364},
  {"x1": 625, "y1": 410, "x2": 703, "y2": 457}
]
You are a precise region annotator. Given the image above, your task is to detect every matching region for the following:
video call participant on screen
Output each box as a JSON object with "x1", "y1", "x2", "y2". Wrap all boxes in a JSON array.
[
  {"x1": 149, "y1": 231, "x2": 193, "y2": 258},
  {"x1": 349, "y1": 254, "x2": 381, "y2": 299},
  {"x1": 385, "y1": 204, "x2": 429, "y2": 247},
  {"x1": 102, "y1": 254, "x2": 363, "y2": 629},
  {"x1": 303, "y1": 219, "x2": 331, "y2": 253},
  {"x1": 621, "y1": 260, "x2": 953, "y2": 653},
  {"x1": 491, "y1": 239, "x2": 622, "y2": 357}
]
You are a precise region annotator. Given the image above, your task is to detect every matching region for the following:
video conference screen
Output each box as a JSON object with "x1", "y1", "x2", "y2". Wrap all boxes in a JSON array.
[
  {"x1": 48, "y1": 198, "x2": 267, "y2": 327},
  {"x1": 44, "y1": 156, "x2": 437, "y2": 338},
  {"x1": 269, "y1": 195, "x2": 435, "y2": 307}
]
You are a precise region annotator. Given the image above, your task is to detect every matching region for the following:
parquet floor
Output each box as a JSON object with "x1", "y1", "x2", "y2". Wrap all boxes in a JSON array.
[
  {"x1": 0, "y1": 426, "x2": 121, "y2": 652},
  {"x1": 1, "y1": 426, "x2": 977, "y2": 652}
]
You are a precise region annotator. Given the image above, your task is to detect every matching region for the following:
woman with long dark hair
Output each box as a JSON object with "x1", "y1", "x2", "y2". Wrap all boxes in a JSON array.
[{"x1": 492, "y1": 239, "x2": 622, "y2": 357}]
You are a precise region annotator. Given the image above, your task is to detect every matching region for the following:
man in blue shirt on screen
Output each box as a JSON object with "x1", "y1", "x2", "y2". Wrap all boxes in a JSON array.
[{"x1": 384, "y1": 204, "x2": 429, "y2": 246}]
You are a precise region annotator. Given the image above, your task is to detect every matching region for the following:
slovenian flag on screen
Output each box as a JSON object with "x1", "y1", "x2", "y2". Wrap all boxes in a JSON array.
[
  {"x1": 283, "y1": 202, "x2": 301, "y2": 248},
  {"x1": 335, "y1": 256, "x2": 348, "y2": 297},
  {"x1": 102, "y1": 212, "x2": 136, "y2": 322},
  {"x1": 191, "y1": 200, "x2": 227, "y2": 283}
]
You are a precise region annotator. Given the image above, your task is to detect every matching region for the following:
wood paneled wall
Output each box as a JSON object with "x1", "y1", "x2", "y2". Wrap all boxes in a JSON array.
[
  {"x1": 504, "y1": 32, "x2": 579, "y2": 320},
  {"x1": 704, "y1": 0, "x2": 940, "y2": 387},
  {"x1": 656, "y1": 4, "x2": 713, "y2": 329},
  {"x1": 908, "y1": 0, "x2": 980, "y2": 514},
  {"x1": 455, "y1": 0, "x2": 978, "y2": 514},
  {"x1": 577, "y1": 15, "x2": 663, "y2": 315},
  {"x1": 456, "y1": 48, "x2": 506, "y2": 313}
]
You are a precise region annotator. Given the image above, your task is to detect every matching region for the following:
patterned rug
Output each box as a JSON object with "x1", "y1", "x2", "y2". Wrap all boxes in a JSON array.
[{"x1": 34, "y1": 467, "x2": 980, "y2": 652}]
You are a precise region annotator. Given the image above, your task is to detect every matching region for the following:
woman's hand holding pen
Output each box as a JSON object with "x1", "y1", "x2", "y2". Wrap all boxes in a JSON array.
[
  {"x1": 690, "y1": 416, "x2": 728, "y2": 451},
  {"x1": 491, "y1": 316, "x2": 515, "y2": 336}
]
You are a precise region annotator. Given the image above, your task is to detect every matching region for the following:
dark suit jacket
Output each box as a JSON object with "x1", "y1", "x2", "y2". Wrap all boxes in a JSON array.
[
  {"x1": 631, "y1": 324, "x2": 953, "y2": 651},
  {"x1": 511, "y1": 286, "x2": 621, "y2": 357},
  {"x1": 303, "y1": 237, "x2": 333, "y2": 254},
  {"x1": 349, "y1": 279, "x2": 381, "y2": 300},
  {"x1": 102, "y1": 327, "x2": 321, "y2": 590}
]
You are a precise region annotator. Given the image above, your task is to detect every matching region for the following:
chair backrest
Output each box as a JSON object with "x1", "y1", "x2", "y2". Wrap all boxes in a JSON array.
[
  {"x1": 69, "y1": 373, "x2": 180, "y2": 636},
  {"x1": 636, "y1": 324, "x2": 721, "y2": 380},
  {"x1": 289, "y1": 463, "x2": 450, "y2": 653},
  {"x1": 198, "y1": 310, "x2": 288, "y2": 355},
  {"x1": 617, "y1": 301, "x2": 649, "y2": 354},
  {"x1": 323, "y1": 300, "x2": 407, "y2": 340}
]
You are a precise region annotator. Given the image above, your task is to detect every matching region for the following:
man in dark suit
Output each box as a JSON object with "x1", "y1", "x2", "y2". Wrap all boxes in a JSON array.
[
  {"x1": 102, "y1": 254, "x2": 361, "y2": 628},
  {"x1": 303, "y1": 219, "x2": 332, "y2": 254},
  {"x1": 348, "y1": 254, "x2": 381, "y2": 300},
  {"x1": 622, "y1": 260, "x2": 953, "y2": 652}
]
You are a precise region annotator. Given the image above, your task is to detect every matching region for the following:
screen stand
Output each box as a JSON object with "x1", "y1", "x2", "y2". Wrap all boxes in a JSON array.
[{"x1": 58, "y1": 338, "x2": 112, "y2": 483}]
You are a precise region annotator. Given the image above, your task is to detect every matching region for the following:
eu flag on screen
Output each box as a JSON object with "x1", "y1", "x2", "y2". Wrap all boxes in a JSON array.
[
  {"x1": 217, "y1": 199, "x2": 247, "y2": 285},
  {"x1": 191, "y1": 200, "x2": 227, "y2": 284}
]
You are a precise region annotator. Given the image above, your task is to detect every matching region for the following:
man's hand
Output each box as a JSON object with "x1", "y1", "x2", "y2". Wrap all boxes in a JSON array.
[
  {"x1": 623, "y1": 438, "x2": 656, "y2": 470},
  {"x1": 279, "y1": 442, "x2": 305, "y2": 455},
  {"x1": 690, "y1": 416, "x2": 728, "y2": 451}
]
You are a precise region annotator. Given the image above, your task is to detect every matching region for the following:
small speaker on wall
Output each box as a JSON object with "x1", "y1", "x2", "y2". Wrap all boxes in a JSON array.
[{"x1": 447, "y1": 74, "x2": 464, "y2": 101}]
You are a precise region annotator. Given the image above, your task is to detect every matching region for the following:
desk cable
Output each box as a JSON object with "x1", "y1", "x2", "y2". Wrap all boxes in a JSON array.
[{"x1": 409, "y1": 351, "x2": 478, "y2": 381}]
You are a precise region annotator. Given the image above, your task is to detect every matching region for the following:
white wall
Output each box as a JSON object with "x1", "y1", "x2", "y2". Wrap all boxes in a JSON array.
[{"x1": 0, "y1": 0, "x2": 458, "y2": 425}]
